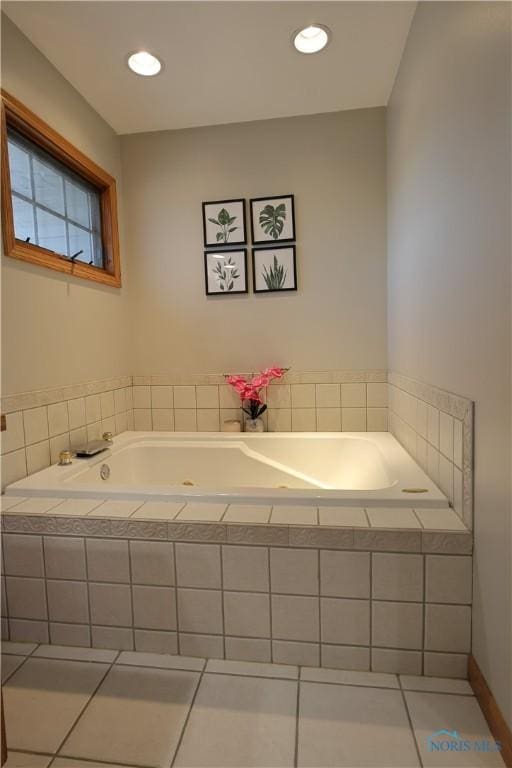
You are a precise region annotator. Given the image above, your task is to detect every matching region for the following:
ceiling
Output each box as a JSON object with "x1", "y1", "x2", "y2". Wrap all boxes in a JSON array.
[{"x1": 3, "y1": 1, "x2": 416, "y2": 135}]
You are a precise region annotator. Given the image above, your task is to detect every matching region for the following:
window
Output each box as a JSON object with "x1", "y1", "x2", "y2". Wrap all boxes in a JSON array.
[{"x1": 1, "y1": 91, "x2": 121, "y2": 287}]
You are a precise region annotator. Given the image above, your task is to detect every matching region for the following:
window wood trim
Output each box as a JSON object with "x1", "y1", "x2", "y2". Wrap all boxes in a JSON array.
[{"x1": 1, "y1": 90, "x2": 121, "y2": 287}]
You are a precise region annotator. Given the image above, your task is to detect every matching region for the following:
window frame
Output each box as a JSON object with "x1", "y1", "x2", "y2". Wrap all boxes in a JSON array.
[{"x1": 1, "y1": 90, "x2": 121, "y2": 287}]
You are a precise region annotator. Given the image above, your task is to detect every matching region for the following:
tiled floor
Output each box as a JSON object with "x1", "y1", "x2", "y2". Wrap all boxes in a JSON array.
[{"x1": 1, "y1": 643, "x2": 504, "y2": 768}]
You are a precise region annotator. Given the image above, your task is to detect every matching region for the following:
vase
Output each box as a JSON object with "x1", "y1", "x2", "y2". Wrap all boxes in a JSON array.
[{"x1": 244, "y1": 417, "x2": 265, "y2": 433}]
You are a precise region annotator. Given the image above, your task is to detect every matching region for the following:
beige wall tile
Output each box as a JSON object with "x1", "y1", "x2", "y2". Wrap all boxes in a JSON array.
[
  {"x1": 367, "y1": 408, "x2": 388, "y2": 431},
  {"x1": 219, "y1": 385, "x2": 241, "y2": 409},
  {"x1": 152, "y1": 409, "x2": 174, "y2": 431},
  {"x1": 68, "y1": 398, "x2": 86, "y2": 430},
  {"x1": 1, "y1": 412, "x2": 25, "y2": 454},
  {"x1": 416, "y1": 400, "x2": 428, "y2": 439},
  {"x1": 174, "y1": 386, "x2": 196, "y2": 408},
  {"x1": 3, "y1": 534, "x2": 44, "y2": 577},
  {"x1": 130, "y1": 541, "x2": 175, "y2": 586},
  {"x1": 267, "y1": 409, "x2": 292, "y2": 431},
  {"x1": 151, "y1": 386, "x2": 173, "y2": 409},
  {"x1": 321, "y1": 598, "x2": 370, "y2": 645},
  {"x1": 91, "y1": 626, "x2": 133, "y2": 651},
  {"x1": 100, "y1": 391, "x2": 115, "y2": 420},
  {"x1": 427, "y1": 405, "x2": 439, "y2": 448},
  {"x1": 6, "y1": 577, "x2": 47, "y2": 620},
  {"x1": 133, "y1": 409, "x2": 152, "y2": 430},
  {"x1": 320, "y1": 551, "x2": 370, "y2": 598},
  {"x1": 426, "y1": 556, "x2": 472, "y2": 604},
  {"x1": 371, "y1": 648, "x2": 422, "y2": 675},
  {"x1": 342, "y1": 408, "x2": 366, "y2": 431},
  {"x1": 89, "y1": 583, "x2": 132, "y2": 627},
  {"x1": 175, "y1": 543, "x2": 221, "y2": 589},
  {"x1": 49, "y1": 433, "x2": 70, "y2": 465},
  {"x1": 225, "y1": 637, "x2": 271, "y2": 663},
  {"x1": 372, "y1": 601, "x2": 423, "y2": 649},
  {"x1": 179, "y1": 633, "x2": 223, "y2": 659},
  {"x1": 372, "y1": 553, "x2": 423, "y2": 601},
  {"x1": 222, "y1": 545, "x2": 269, "y2": 592},
  {"x1": 47, "y1": 580, "x2": 89, "y2": 623},
  {"x1": 367, "y1": 383, "x2": 388, "y2": 407},
  {"x1": 44, "y1": 536, "x2": 86, "y2": 580},
  {"x1": 114, "y1": 388, "x2": 127, "y2": 414},
  {"x1": 439, "y1": 412, "x2": 454, "y2": 460},
  {"x1": 291, "y1": 408, "x2": 316, "y2": 431},
  {"x1": 271, "y1": 594, "x2": 319, "y2": 642},
  {"x1": 133, "y1": 386, "x2": 151, "y2": 409},
  {"x1": 134, "y1": 629, "x2": 178, "y2": 655},
  {"x1": 85, "y1": 395, "x2": 101, "y2": 425},
  {"x1": 341, "y1": 383, "x2": 366, "y2": 408},
  {"x1": 321, "y1": 645, "x2": 370, "y2": 671},
  {"x1": 453, "y1": 419, "x2": 463, "y2": 469},
  {"x1": 86, "y1": 539, "x2": 130, "y2": 583},
  {"x1": 270, "y1": 548, "x2": 318, "y2": 595},
  {"x1": 266, "y1": 385, "x2": 291, "y2": 409},
  {"x1": 273, "y1": 640, "x2": 319, "y2": 666},
  {"x1": 316, "y1": 384, "x2": 340, "y2": 408},
  {"x1": 439, "y1": 455, "x2": 454, "y2": 502},
  {"x1": 316, "y1": 408, "x2": 341, "y2": 431},
  {"x1": 177, "y1": 589, "x2": 223, "y2": 634},
  {"x1": 23, "y1": 407, "x2": 49, "y2": 445},
  {"x1": 197, "y1": 409, "x2": 220, "y2": 431},
  {"x1": 132, "y1": 585, "x2": 176, "y2": 630},
  {"x1": 174, "y1": 409, "x2": 197, "y2": 431},
  {"x1": 224, "y1": 592, "x2": 270, "y2": 638},
  {"x1": 423, "y1": 652, "x2": 468, "y2": 679},
  {"x1": 26, "y1": 440, "x2": 50, "y2": 475},
  {"x1": 291, "y1": 384, "x2": 315, "y2": 408},
  {"x1": 424, "y1": 604, "x2": 471, "y2": 652},
  {"x1": 196, "y1": 386, "x2": 219, "y2": 409}
]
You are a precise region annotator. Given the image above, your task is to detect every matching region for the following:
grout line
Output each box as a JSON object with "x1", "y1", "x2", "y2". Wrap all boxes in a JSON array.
[
  {"x1": 398, "y1": 675, "x2": 425, "y2": 768},
  {"x1": 172, "y1": 541, "x2": 181, "y2": 656},
  {"x1": 52, "y1": 650, "x2": 120, "y2": 759},
  {"x1": 294, "y1": 676, "x2": 301, "y2": 768},
  {"x1": 169, "y1": 664, "x2": 205, "y2": 768}
]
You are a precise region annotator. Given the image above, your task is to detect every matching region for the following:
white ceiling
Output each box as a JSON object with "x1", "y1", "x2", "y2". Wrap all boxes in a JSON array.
[{"x1": 3, "y1": 1, "x2": 416, "y2": 135}]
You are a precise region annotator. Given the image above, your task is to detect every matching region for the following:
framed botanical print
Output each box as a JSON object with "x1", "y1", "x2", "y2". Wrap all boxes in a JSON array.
[
  {"x1": 252, "y1": 245, "x2": 297, "y2": 293},
  {"x1": 202, "y1": 199, "x2": 246, "y2": 247},
  {"x1": 250, "y1": 194, "x2": 295, "y2": 244},
  {"x1": 204, "y1": 249, "x2": 248, "y2": 295}
]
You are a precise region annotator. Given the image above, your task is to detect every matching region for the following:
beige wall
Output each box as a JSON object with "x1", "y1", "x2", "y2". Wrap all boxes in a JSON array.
[
  {"x1": 387, "y1": 2, "x2": 511, "y2": 724},
  {"x1": 121, "y1": 108, "x2": 387, "y2": 376},
  {"x1": 1, "y1": 15, "x2": 131, "y2": 395}
]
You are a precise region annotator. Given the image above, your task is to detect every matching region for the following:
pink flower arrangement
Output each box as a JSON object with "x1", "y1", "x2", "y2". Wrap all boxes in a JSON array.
[{"x1": 226, "y1": 367, "x2": 288, "y2": 420}]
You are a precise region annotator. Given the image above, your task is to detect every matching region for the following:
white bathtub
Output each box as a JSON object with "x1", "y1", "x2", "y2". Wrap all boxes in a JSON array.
[{"x1": 6, "y1": 431, "x2": 448, "y2": 508}]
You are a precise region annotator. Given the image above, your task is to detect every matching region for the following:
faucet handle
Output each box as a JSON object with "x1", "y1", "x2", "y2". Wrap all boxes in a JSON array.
[{"x1": 102, "y1": 431, "x2": 113, "y2": 444}]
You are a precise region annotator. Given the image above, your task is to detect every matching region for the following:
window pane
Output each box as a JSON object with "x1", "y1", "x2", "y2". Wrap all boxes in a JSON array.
[
  {"x1": 36, "y1": 208, "x2": 68, "y2": 255},
  {"x1": 8, "y1": 140, "x2": 32, "y2": 198},
  {"x1": 65, "y1": 180, "x2": 90, "y2": 228},
  {"x1": 33, "y1": 157, "x2": 65, "y2": 215},
  {"x1": 91, "y1": 233, "x2": 104, "y2": 267},
  {"x1": 68, "y1": 223, "x2": 93, "y2": 263},
  {"x1": 13, "y1": 196, "x2": 35, "y2": 242}
]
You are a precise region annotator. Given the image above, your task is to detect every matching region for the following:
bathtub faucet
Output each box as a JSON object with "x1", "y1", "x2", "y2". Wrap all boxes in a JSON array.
[{"x1": 102, "y1": 431, "x2": 114, "y2": 444}]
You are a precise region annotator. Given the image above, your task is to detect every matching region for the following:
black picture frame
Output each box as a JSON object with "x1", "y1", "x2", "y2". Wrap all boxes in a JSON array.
[
  {"x1": 204, "y1": 249, "x2": 248, "y2": 295},
  {"x1": 202, "y1": 198, "x2": 247, "y2": 247},
  {"x1": 250, "y1": 194, "x2": 296, "y2": 245},
  {"x1": 252, "y1": 245, "x2": 297, "y2": 293}
]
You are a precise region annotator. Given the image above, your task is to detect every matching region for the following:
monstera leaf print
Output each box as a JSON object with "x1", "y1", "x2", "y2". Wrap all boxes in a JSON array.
[
  {"x1": 208, "y1": 208, "x2": 238, "y2": 243},
  {"x1": 259, "y1": 203, "x2": 286, "y2": 240},
  {"x1": 262, "y1": 254, "x2": 287, "y2": 290}
]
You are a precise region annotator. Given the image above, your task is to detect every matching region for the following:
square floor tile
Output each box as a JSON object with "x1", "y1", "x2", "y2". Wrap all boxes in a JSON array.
[
  {"x1": 298, "y1": 682, "x2": 420, "y2": 767},
  {"x1": 61, "y1": 665, "x2": 200, "y2": 768},
  {"x1": 400, "y1": 675, "x2": 473, "y2": 695},
  {"x1": 174, "y1": 673, "x2": 297, "y2": 767},
  {"x1": 405, "y1": 691, "x2": 504, "y2": 766},
  {"x1": 4, "y1": 657, "x2": 109, "y2": 753},
  {"x1": 4, "y1": 753, "x2": 52, "y2": 767},
  {"x1": 1, "y1": 654, "x2": 25, "y2": 683}
]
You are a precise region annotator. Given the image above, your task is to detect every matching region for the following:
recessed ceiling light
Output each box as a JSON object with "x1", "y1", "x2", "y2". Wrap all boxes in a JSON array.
[
  {"x1": 127, "y1": 51, "x2": 163, "y2": 76},
  {"x1": 293, "y1": 24, "x2": 330, "y2": 54}
]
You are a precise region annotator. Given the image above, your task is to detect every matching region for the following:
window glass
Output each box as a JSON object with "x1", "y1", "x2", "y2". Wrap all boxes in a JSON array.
[{"x1": 7, "y1": 128, "x2": 104, "y2": 268}]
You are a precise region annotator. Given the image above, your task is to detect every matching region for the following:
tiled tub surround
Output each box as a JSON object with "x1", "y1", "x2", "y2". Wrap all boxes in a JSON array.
[
  {"x1": 1, "y1": 497, "x2": 472, "y2": 678},
  {"x1": 1, "y1": 376, "x2": 134, "y2": 491},
  {"x1": 388, "y1": 372, "x2": 474, "y2": 528},
  {"x1": 131, "y1": 369, "x2": 388, "y2": 434}
]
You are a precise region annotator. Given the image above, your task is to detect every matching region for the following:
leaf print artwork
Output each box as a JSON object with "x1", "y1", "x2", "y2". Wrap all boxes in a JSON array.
[
  {"x1": 212, "y1": 254, "x2": 241, "y2": 292},
  {"x1": 259, "y1": 203, "x2": 286, "y2": 240},
  {"x1": 207, "y1": 207, "x2": 239, "y2": 243},
  {"x1": 262, "y1": 254, "x2": 287, "y2": 290}
]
